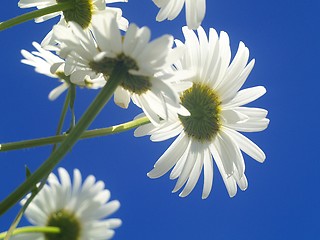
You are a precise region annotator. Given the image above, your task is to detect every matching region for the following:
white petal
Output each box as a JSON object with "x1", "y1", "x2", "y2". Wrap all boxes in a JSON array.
[
  {"x1": 134, "y1": 123, "x2": 156, "y2": 137},
  {"x1": 150, "y1": 122, "x2": 183, "y2": 142},
  {"x1": 220, "y1": 59, "x2": 255, "y2": 102},
  {"x1": 209, "y1": 143, "x2": 237, "y2": 197},
  {"x1": 225, "y1": 118, "x2": 270, "y2": 132},
  {"x1": 219, "y1": 130, "x2": 245, "y2": 176},
  {"x1": 137, "y1": 95, "x2": 161, "y2": 125},
  {"x1": 222, "y1": 86, "x2": 266, "y2": 109},
  {"x1": 48, "y1": 83, "x2": 69, "y2": 101},
  {"x1": 170, "y1": 139, "x2": 192, "y2": 180},
  {"x1": 234, "y1": 107, "x2": 268, "y2": 119},
  {"x1": 210, "y1": 133, "x2": 233, "y2": 176},
  {"x1": 114, "y1": 87, "x2": 131, "y2": 108},
  {"x1": 172, "y1": 139, "x2": 198, "y2": 193},
  {"x1": 202, "y1": 148, "x2": 213, "y2": 199},
  {"x1": 179, "y1": 146, "x2": 204, "y2": 197},
  {"x1": 147, "y1": 133, "x2": 188, "y2": 178},
  {"x1": 222, "y1": 126, "x2": 266, "y2": 163}
]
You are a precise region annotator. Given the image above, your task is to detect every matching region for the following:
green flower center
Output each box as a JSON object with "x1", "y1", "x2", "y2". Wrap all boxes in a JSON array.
[
  {"x1": 179, "y1": 83, "x2": 221, "y2": 143},
  {"x1": 45, "y1": 210, "x2": 81, "y2": 240},
  {"x1": 56, "y1": 0, "x2": 93, "y2": 29},
  {"x1": 89, "y1": 53, "x2": 152, "y2": 95}
]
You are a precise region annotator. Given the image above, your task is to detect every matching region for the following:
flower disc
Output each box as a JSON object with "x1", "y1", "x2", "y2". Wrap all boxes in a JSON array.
[
  {"x1": 46, "y1": 210, "x2": 81, "y2": 240},
  {"x1": 179, "y1": 83, "x2": 221, "y2": 142},
  {"x1": 90, "y1": 54, "x2": 152, "y2": 94},
  {"x1": 57, "y1": 0, "x2": 93, "y2": 29}
]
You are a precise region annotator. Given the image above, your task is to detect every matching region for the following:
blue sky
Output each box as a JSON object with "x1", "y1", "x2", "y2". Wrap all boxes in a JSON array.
[{"x1": 0, "y1": 0, "x2": 319, "y2": 239}]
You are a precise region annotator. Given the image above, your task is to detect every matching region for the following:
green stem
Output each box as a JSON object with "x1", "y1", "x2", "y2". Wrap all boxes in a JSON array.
[
  {"x1": 0, "y1": 116, "x2": 149, "y2": 152},
  {"x1": 52, "y1": 88, "x2": 72, "y2": 152},
  {"x1": 4, "y1": 173, "x2": 49, "y2": 240},
  {"x1": 0, "y1": 226, "x2": 60, "y2": 239},
  {"x1": 0, "y1": 2, "x2": 73, "y2": 31},
  {"x1": 69, "y1": 84, "x2": 76, "y2": 129},
  {"x1": 0, "y1": 63, "x2": 125, "y2": 215}
]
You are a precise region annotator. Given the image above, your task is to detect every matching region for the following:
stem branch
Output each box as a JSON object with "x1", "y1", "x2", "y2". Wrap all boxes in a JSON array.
[
  {"x1": 0, "y1": 2, "x2": 72, "y2": 31},
  {"x1": 0, "y1": 116, "x2": 149, "y2": 152},
  {"x1": 0, "y1": 226, "x2": 60, "y2": 239}
]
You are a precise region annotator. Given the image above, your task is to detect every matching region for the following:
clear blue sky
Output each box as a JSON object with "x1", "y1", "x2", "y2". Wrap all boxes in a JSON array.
[{"x1": 0, "y1": 0, "x2": 319, "y2": 239}]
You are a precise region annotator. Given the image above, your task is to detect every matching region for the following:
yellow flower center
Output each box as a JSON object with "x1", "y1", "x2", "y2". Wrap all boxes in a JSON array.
[
  {"x1": 89, "y1": 53, "x2": 152, "y2": 95},
  {"x1": 45, "y1": 209, "x2": 81, "y2": 240},
  {"x1": 56, "y1": 0, "x2": 93, "y2": 29},
  {"x1": 179, "y1": 83, "x2": 221, "y2": 142}
]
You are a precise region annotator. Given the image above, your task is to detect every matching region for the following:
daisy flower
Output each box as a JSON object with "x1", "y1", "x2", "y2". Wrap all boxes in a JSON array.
[
  {"x1": 153, "y1": 0, "x2": 206, "y2": 30},
  {"x1": 17, "y1": 167, "x2": 121, "y2": 240},
  {"x1": 18, "y1": 0, "x2": 128, "y2": 45},
  {"x1": 18, "y1": 0, "x2": 128, "y2": 28},
  {"x1": 135, "y1": 26, "x2": 270, "y2": 199},
  {"x1": 21, "y1": 42, "x2": 105, "y2": 100},
  {"x1": 51, "y1": 12, "x2": 192, "y2": 125}
]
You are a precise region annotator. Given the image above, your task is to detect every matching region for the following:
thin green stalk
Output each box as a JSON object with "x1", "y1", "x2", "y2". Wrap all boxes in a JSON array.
[
  {"x1": 52, "y1": 88, "x2": 72, "y2": 152},
  {"x1": 69, "y1": 84, "x2": 76, "y2": 129},
  {"x1": 4, "y1": 167, "x2": 49, "y2": 240},
  {"x1": 0, "y1": 226, "x2": 60, "y2": 239},
  {"x1": 0, "y1": 2, "x2": 72, "y2": 31},
  {"x1": 0, "y1": 116, "x2": 150, "y2": 152},
  {"x1": 0, "y1": 63, "x2": 125, "y2": 215},
  {"x1": 4, "y1": 178, "x2": 48, "y2": 240}
]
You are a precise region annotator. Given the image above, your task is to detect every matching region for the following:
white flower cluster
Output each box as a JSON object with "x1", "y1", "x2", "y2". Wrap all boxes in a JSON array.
[
  {"x1": 12, "y1": 168, "x2": 121, "y2": 240},
  {"x1": 19, "y1": 0, "x2": 269, "y2": 199},
  {"x1": 13, "y1": 0, "x2": 269, "y2": 238}
]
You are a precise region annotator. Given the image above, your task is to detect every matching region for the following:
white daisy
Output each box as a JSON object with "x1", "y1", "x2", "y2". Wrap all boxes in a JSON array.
[
  {"x1": 135, "y1": 26, "x2": 270, "y2": 199},
  {"x1": 21, "y1": 42, "x2": 105, "y2": 100},
  {"x1": 153, "y1": 0, "x2": 206, "y2": 30},
  {"x1": 18, "y1": 0, "x2": 128, "y2": 45},
  {"x1": 51, "y1": 12, "x2": 192, "y2": 125},
  {"x1": 18, "y1": 0, "x2": 128, "y2": 27},
  {"x1": 17, "y1": 167, "x2": 121, "y2": 240}
]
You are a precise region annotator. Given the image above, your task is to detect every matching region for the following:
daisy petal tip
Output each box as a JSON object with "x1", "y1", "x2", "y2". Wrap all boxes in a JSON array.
[
  {"x1": 241, "y1": 186, "x2": 248, "y2": 191},
  {"x1": 228, "y1": 192, "x2": 236, "y2": 198},
  {"x1": 146, "y1": 171, "x2": 158, "y2": 179},
  {"x1": 259, "y1": 155, "x2": 266, "y2": 163},
  {"x1": 133, "y1": 130, "x2": 141, "y2": 138},
  {"x1": 115, "y1": 100, "x2": 129, "y2": 109},
  {"x1": 171, "y1": 188, "x2": 179, "y2": 194},
  {"x1": 172, "y1": 183, "x2": 182, "y2": 193},
  {"x1": 118, "y1": 219, "x2": 123, "y2": 227},
  {"x1": 20, "y1": 49, "x2": 27, "y2": 56},
  {"x1": 266, "y1": 118, "x2": 270, "y2": 125},
  {"x1": 259, "y1": 86, "x2": 267, "y2": 95},
  {"x1": 239, "y1": 178, "x2": 248, "y2": 191},
  {"x1": 179, "y1": 192, "x2": 188, "y2": 198},
  {"x1": 201, "y1": 194, "x2": 208, "y2": 200},
  {"x1": 113, "y1": 200, "x2": 121, "y2": 210}
]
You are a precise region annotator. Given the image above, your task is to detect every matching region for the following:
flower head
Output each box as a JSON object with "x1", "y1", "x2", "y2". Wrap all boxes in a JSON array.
[
  {"x1": 135, "y1": 27, "x2": 269, "y2": 199},
  {"x1": 21, "y1": 42, "x2": 105, "y2": 100},
  {"x1": 18, "y1": 0, "x2": 128, "y2": 45},
  {"x1": 18, "y1": 0, "x2": 127, "y2": 28},
  {"x1": 19, "y1": 167, "x2": 121, "y2": 240},
  {"x1": 153, "y1": 0, "x2": 206, "y2": 30},
  {"x1": 52, "y1": 12, "x2": 192, "y2": 125}
]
